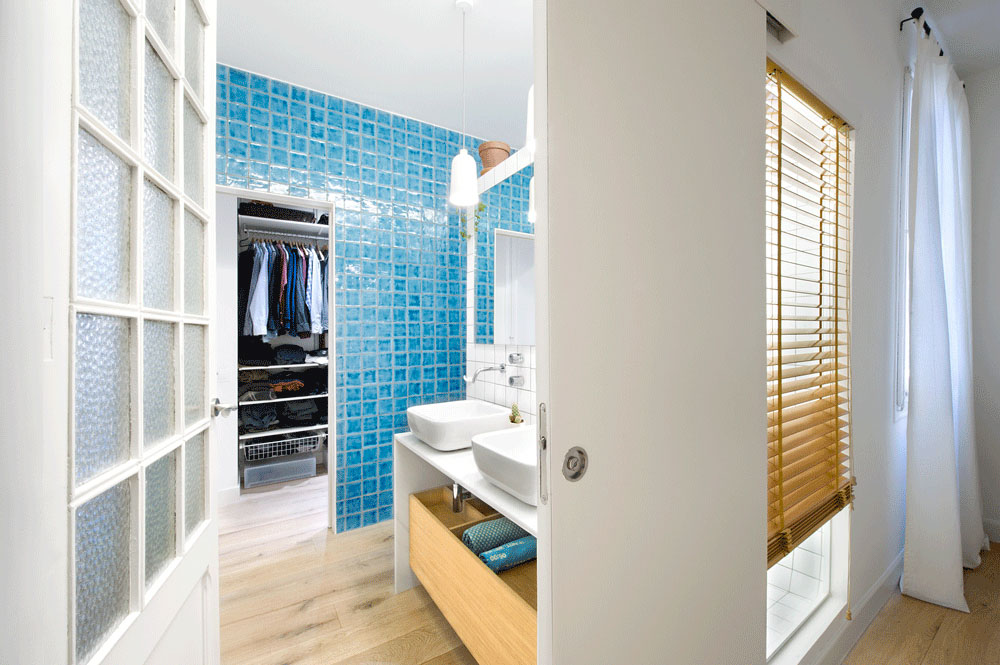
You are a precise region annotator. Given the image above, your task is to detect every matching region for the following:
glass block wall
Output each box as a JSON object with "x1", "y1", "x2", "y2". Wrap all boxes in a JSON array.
[{"x1": 216, "y1": 65, "x2": 476, "y2": 531}]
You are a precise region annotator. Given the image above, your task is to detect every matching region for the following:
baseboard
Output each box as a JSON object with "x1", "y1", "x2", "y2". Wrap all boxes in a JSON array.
[
  {"x1": 803, "y1": 549, "x2": 904, "y2": 665},
  {"x1": 984, "y1": 518, "x2": 1000, "y2": 543},
  {"x1": 217, "y1": 485, "x2": 241, "y2": 508}
]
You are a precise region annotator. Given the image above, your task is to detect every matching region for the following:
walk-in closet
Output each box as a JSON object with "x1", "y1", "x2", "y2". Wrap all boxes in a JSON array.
[{"x1": 215, "y1": 190, "x2": 335, "y2": 518}]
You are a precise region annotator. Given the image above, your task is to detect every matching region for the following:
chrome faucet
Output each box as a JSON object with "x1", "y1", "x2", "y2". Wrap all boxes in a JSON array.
[
  {"x1": 463, "y1": 362, "x2": 505, "y2": 384},
  {"x1": 452, "y1": 483, "x2": 473, "y2": 513}
]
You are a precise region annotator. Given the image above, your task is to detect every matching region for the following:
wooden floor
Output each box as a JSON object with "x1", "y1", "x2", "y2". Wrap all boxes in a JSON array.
[
  {"x1": 845, "y1": 543, "x2": 1000, "y2": 664},
  {"x1": 218, "y1": 475, "x2": 477, "y2": 665}
]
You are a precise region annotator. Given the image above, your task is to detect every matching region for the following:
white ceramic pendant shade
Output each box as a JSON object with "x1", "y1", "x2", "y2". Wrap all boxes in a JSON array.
[
  {"x1": 449, "y1": 149, "x2": 479, "y2": 207},
  {"x1": 449, "y1": 0, "x2": 479, "y2": 209}
]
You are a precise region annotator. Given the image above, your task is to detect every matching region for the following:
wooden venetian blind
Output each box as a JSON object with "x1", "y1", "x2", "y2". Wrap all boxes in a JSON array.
[{"x1": 766, "y1": 61, "x2": 855, "y2": 568}]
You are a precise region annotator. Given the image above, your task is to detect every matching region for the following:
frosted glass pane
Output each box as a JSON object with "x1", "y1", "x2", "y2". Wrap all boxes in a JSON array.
[
  {"x1": 184, "y1": 0, "x2": 204, "y2": 97},
  {"x1": 183, "y1": 99, "x2": 204, "y2": 204},
  {"x1": 77, "y1": 129, "x2": 131, "y2": 303},
  {"x1": 143, "y1": 180, "x2": 175, "y2": 310},
  {"x1": 183, "y1": 211, "x2": 204, "y2": 314},
  {"x1": 184, "y1": 325, "x2": 205, "y2": 425},
  {"x1": 75, "y1": 480, "x2": 131, "y2": 663},
  {"x1": 79, "y1": 0, "x2": 131, "y2": 139},
  {"x1": 146, "y1": 0, "x2": 174, "y2": 53},
  {"x1": 185, "y1": 431, "x2": 206, "y2": 535},
  {"x1": 74, "y1": 314, "x2": 131, "y2": 485},
  {"x1": 145, "y1": 451, "x2": 177, "y2": 585},
  {"x1": 143, "y1": 320, "x2": 175, "y2": 445},
  {"x1": 144, "y1": 40, "x2": 175, "y2": 179}
]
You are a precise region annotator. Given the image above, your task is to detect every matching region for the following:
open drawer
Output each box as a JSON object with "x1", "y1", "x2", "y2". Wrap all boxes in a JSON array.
[{"x1": 409, "y1": 486, "x2": 536, "y2": 665}]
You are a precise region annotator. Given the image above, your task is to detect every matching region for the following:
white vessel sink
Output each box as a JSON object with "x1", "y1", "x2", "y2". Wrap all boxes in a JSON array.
[
  {"x1": 406, "y1": 400, "x2": 512, "y2": 451},
  {"x1": 472, "y1": 426, "x2": 538, "y2": 506}
]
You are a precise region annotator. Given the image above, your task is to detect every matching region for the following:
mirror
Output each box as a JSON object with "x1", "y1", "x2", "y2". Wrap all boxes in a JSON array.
[{"x1": 474, "y1": 160, "x2": 534, "y2": 344}]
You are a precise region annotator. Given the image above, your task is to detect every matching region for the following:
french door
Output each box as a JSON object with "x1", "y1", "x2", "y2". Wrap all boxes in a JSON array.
[{"x1": 65, "y1": 0, "x2": 220, "y2": 663}]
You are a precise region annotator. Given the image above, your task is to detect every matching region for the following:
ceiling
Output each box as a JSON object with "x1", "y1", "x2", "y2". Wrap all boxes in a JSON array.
[
  {"x1": 218, "y1": 0, "x2": 533, "y2": 147},
  {"x1": 922, "y1": 0, "x2": 1000, "y2": 78}
]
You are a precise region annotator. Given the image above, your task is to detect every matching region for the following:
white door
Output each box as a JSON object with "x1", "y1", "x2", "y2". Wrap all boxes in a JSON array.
[
  {"x1": 22, "y1": 0, "x2": 221, "y2": 663},
  {"x1": 537, "y1": 1, "x2": 767, "y2": 663}
]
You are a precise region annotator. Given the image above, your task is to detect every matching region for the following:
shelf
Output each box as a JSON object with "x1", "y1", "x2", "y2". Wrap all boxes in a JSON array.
[
  {"x1": 239, "y1": 393, "x2": 328, "y2": 406},
  {"x1": 238, "y1": 362, "x2": 327, "y2": 371},
  {"x1": 394, "y1": 432, "x2": 538, "y2": 536},
  {"x1": 239, "y1": 424, "x2": 328, "y2": 441},
  {"x1": 238, "y1": 214, "x2": 329, "y2": 237}
]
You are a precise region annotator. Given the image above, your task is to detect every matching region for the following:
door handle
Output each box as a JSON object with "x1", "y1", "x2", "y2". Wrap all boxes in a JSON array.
[{"x1": 212, "y1": 398, "x2": 238, "y2": 417}]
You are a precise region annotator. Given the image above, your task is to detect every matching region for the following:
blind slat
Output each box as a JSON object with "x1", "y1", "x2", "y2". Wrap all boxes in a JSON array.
[{"x1": 766, "y1": 62, "x2": 853, "y2": 568}]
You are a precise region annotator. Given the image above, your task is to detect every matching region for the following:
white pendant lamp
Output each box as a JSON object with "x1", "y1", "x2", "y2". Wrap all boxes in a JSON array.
[
  {"x1": 449, "y1": 0, "x2": 479, "y2": 208},
  {"x1": 527, "y1": 176, "x2": 536, "y2": 223},
  {"x1": 525, "y1": 84, "x2": 535, "y2": 156}
]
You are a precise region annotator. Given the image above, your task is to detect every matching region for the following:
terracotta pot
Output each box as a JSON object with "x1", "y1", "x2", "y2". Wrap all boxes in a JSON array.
[{"x1": 478, "y1": 141, "x2": 511, "y2": 174}]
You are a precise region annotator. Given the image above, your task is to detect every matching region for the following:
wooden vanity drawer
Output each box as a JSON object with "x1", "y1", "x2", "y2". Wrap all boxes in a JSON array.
[{"x1": 409, "y1": 487, "x2": 537, "y2": 665}]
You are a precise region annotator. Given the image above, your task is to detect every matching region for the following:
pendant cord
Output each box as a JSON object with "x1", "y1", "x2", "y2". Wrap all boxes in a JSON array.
[{"x1": 461, "y1": 8, "x2": 467, "y2": 151}]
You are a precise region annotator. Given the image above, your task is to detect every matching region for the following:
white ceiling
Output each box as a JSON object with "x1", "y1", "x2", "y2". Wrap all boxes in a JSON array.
[
  {"x1": 218, "y1": 0, "x2": 533, "y2": 147},
  {"x1": 923, "y1": 0, "x2": 1000, "y2": 78}
]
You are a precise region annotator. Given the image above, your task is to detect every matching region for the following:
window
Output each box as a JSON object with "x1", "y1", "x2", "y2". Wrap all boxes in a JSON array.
[{"x1": 765, "y1": 61, "x2": 855, "y2": 568}]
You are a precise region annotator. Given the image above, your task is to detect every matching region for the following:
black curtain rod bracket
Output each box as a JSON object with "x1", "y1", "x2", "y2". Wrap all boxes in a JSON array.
[{"x1": 900, "y1": 7, "x2": 931, "y2": 36}]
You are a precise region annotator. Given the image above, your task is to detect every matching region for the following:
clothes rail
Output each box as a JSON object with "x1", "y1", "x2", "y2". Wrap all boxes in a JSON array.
[{"x1": 240, "y1": 227, "x2": 329, "y2": 244}]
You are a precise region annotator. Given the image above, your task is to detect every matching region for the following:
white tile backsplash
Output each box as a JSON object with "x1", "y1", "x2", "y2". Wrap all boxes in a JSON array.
[{"x1": 465, "y1": 342, "x2": 537, "y2": 423}]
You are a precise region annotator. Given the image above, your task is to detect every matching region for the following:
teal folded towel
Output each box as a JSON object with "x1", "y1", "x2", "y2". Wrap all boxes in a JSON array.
[
  {"x1": 479, "y1": 536, "x2": 537, "y2": 573},
  {"x1": 462, "y1": 517, "x2": 530, "y2": 555}
]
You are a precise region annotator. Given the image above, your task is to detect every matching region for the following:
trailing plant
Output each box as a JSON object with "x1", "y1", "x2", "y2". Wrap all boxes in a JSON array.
[{"x1": 459, "y1": 202, "x2": 486, "y2": 241}]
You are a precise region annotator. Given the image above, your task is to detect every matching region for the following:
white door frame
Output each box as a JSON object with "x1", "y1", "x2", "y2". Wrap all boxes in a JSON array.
[{"x1": 214, "y1": 184, "x2": 337, "y2": 530}]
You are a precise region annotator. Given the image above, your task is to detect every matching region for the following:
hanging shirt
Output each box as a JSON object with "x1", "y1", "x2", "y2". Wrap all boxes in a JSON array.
[
  {"x1": 293, "y1": 246, "x2": 310, "y2": 333},
  {"x1": 320, "y1": 253, "x2": 329, "y2": 333},
  {"x1": 307, "y1": 247, "x2": 323, "y2": 334},
  {"x1": 243, "y1": 243, "x2": 270, "y2": 336}
]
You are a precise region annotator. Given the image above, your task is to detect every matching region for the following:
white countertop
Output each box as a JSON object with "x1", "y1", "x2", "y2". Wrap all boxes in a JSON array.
[{"x1": 395, "y1": 432, "x2": 538, "y2": 536}]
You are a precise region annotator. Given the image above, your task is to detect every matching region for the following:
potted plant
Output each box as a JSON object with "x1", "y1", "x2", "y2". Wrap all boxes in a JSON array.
[{"x1": 478, "y1": 141, "x2": 511, "y2": 174}]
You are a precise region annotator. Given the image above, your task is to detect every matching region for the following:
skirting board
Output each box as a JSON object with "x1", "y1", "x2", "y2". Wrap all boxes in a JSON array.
[
  {"x1": 217, "y1": 485, "x2": 241, "y2": 508},
  {"x1": 800, "y1": 549, "x2": 904, "y2": 665},
  {"x1": 984, "y1": 518, "x2": 1000, "y2": 543}
]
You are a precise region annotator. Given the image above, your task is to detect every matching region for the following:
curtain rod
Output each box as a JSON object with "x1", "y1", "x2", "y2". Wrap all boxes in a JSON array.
[{"x1": 900, "y1": 7, "x2": 944, "y2": 57}]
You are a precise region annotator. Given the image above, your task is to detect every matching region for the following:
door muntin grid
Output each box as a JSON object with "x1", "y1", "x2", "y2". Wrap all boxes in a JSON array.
[{"x1": 70, "y1": 0, "x2": 212, "y2": 662}]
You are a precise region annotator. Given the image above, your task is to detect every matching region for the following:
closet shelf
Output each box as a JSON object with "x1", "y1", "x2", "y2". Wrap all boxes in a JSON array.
[
  {"x1": 238, "y1": 424, "x2": 328, "y2": 441},
  {"x1": 239, "y1": 393, "x2": 328, "y2": 406},
  {"x1": 238, "y1": 362, "x2": 327, "y2": 371}
]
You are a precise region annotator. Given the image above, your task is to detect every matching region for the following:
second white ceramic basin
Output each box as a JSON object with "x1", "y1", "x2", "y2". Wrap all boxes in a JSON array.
[
  {"x1": 472, "y1": 426, "x2": 538, "y2": 506},
  {"x1": 406, "y1": 399, "x2": 512, "y2": 451}
]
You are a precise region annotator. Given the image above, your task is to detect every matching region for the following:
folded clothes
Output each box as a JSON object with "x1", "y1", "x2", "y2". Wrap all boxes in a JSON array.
[
  {"x1": 479, "y1": 536, "x2": 537, "y2": 573},
  {"x1": 240, "y1": 388, "x2": 275, "y2": 402},
  {"x1": 461, "y1": 517, "x2": 531, "y2": 555},
  {"x1": 240, "y1": 404, "x2": 279, "y2": 433},
  {"x1": 238, "y1": 336, "x2": 274, "y2": 365},
  {"x1": 272, "y1": 379, "x2": 305, "y2": 393},
  {"x1": 283, "y1": 400, "x2": 318, "y2": 422},
  {"x1": 274, "y1": 344, "x2": 307, "y2": 364}
]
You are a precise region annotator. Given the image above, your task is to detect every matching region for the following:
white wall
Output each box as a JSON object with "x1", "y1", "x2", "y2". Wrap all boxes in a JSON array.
[
  {"x1": 968, "y1": 65, "x2": 1000, "y2": 541},
  {"x1": 542, "y1": 0, "x2": 909, "y2": 662},
  {"x1": 760, "y1": 1, "x2": 911, "y2": 661},
  {"x1": 214, "y1": 193, "x2": 240, "y2": 505}
]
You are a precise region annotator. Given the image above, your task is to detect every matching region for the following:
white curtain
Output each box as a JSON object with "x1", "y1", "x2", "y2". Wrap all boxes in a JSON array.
[{"x1": 902, "y1": 30, "x2": 989, "y2": 612}]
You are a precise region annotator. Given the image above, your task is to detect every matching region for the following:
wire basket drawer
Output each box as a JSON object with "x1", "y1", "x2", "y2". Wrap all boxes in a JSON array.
[{"x1": 242, "y1": 433, "x2": 326, "y2": 462}]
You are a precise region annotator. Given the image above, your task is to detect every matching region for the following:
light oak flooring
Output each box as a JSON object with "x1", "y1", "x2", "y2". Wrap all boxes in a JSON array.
[
  {"x1": 845, "y1": 543, "x2": 1000, "y2": 664},
  {"x1": 218, "y1": 475, "x2": 476, "y2": 665}
]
